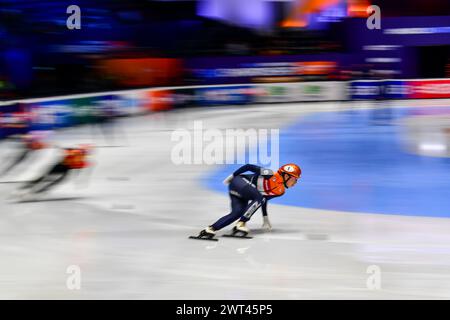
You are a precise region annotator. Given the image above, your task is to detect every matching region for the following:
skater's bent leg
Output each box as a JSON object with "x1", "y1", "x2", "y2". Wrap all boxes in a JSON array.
[
  {"x1": 21, "y1": 163, "x2": 67, "y2": 191},
  {"x1": 238, "y1": 188, "x2": 265, "y2": 223},
  {"x1": 211, "y1": 195, "x2": 246, "y2": 231},
  {"x1": 238, "y1": 198, "x2": 265, "y2": 223},
  {"x1": 19, "y1": 173, "x2": 48, "y2": 190},
  {"x1": 19, "y1": 163, "x2": 61, "y2": 189},
  {"x1": 33, "y1": 170, "x2": 69, "y2": 194}
]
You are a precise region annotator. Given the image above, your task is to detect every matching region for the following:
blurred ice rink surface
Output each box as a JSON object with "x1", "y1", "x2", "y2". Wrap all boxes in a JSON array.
[{"x1": 2, "y1": 100, "x2": 450, "y2": 299}]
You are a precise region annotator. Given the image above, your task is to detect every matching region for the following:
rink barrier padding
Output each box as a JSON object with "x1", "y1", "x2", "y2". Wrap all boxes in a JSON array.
[{"x1": 2, "y1": 78, "x2": 450, "y2": 139}]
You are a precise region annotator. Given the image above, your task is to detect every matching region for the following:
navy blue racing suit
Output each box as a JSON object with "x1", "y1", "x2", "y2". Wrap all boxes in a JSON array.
[{"x1": 211, "y1": 164, "x2": 283, "y2": 231}]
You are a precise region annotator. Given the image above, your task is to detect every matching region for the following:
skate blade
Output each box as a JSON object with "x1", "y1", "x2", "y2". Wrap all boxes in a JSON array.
[
  {"x1": 189, "y1": 236, "x2": 218, "y2": 242},
  {"x1": 16, "y1": 194, "x2": 37, "y2": 203},
  {"x1": 0, "y1": 180, "x2": 31, "y2": 184},
  {"x1": 222, "y1": 234, "x2": 253, "y2": 239},
  {"x1": 7, "y1": 191, "x2": 31, "y2": 202}
]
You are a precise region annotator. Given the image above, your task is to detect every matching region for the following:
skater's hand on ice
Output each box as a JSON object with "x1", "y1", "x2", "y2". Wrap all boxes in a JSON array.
[
  {"x1": 223, "y1": 174, "x2": 234, "y2": 185},
  {"x1": 262, "y1": 216, "x2": 272, "y2": 231}
]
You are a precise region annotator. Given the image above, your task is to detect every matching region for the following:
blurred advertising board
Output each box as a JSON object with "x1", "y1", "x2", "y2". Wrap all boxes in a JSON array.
[
  {"x1": 194, "y1": 86, "x2": 256, "y2": 106},
  {"x1": 146, "y1": 90, "x2": 174, "y2": 111},
  {"x1": 28, "y1": 100, "x2": 75, "y2": 130},
  {"x1": 92, "y1": 95, "x2": 122, "y2": 117},
  {"x1": 349, "y1": 80, "x2": 384, "y2": 100},
  {"x1": 71, "y1": 98, "x2": 98, "y2": 125},
  {"x1": 36, "y1": 95, "x2": 126, "y2": 127},
  {"x1": 174, "y1": 82, "x2": 346, "y2": 108},
  {"x1": 406, "y1": 80, "x2": 450, "y2": 99},
  {"x1": 4, "y1": 77, "x2": 450, "y2": 140},
  {"x1": 0, "y1": 103, "x2": 30, "y2": 138},
  {"x1": 383, "y1": 80, "x2": 409, "y2": 99},
  {"x1": 253, "y1": 82, "x2": 347, "y2": 103},
  {"x1": 27, "y1": 95, "x2": 128, "y2": 131},
  {"x1": 170, "y1": 88, "x2": 197, "y2": 109},
  {"x1": 116, "y1": 92, "x2": 149, "y2": 116},
  {"x1": 351, "y1": 79, "x2": 450, "y2": 100}
]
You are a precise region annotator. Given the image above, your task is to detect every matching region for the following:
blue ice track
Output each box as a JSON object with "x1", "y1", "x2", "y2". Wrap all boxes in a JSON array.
[{"x1": 203, "y1": 106, "x2": 450, "y2": 218}]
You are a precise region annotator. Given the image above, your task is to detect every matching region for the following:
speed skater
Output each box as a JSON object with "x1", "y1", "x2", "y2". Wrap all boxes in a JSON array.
[
  {"x1": 13, "y1": 144, "x2": 93, "y2": 199},
  {"x1": 195, "y1": 163, "x2": 301, "y2": 239}
]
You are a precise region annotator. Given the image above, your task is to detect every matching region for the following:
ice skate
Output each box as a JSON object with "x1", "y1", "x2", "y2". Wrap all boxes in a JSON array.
[
  {"x1": 223, "y1": 221, "x2": 253, "y2": 239},
  {"x1": 8, "y1": 188, "x2": 30, "y2": 201},
  {"x1": 189, "y1": 226, "x2": 218, "y2": 241},
  {"x1": 11, "y1": 182, "x2": 49, "y2": 202}
]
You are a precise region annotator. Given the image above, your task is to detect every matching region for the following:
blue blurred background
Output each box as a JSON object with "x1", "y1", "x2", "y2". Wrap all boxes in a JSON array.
[{"x1": 0, "y1": 0, "x2": 450, "y2": 99}]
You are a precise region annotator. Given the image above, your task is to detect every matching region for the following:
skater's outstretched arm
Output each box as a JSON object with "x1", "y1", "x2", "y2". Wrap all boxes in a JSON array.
[
  {"x1": 261, "y1": 199, "x2": 268, "y2": 217},
  {"x1": 19, "y1": 163, "x2": 65, "y2": 190},
  {"x1": 261, "y1": 195, "x2": 280, "y2": 230},
  {"x1": 261, "y1": 201, "x2": 272, "y2": 230},
  {"x1": 223, "y1": 164, "x2": 273, "y2": 185},
  {"x1": 20, "y1": 171, "x2": 48, "y2": 190},
  {"x1": 233, "y1": 164, "x2": 270, "y2": 176}
]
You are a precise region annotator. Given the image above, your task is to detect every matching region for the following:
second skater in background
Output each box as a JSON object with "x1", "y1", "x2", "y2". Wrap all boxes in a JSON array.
[
  {"x1": 12, "y1": 144, "x2": 93, "y2": 201},
  {"x1": 194, "y1": 163, "x2": 301, "y2": 240}
]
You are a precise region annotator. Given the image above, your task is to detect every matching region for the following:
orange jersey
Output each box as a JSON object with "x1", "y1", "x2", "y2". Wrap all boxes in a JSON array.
[
  {"x1": 256, "y1": 172, "x2": 285, "y2": 197},
  {"x1": 62, "y1": 150, "x2": 89, "y2": 169}
]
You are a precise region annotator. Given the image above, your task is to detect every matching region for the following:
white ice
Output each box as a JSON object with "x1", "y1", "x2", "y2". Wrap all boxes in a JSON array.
[{"x1": 1, "y1": 100, "x2": 450, "y2": 299}]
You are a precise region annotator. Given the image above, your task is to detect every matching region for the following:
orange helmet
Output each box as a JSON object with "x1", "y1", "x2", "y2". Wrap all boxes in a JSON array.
[
  {"x1": 22, "y1": 133, "x2": 47, "y2": 150},
  {"x1": 278, "y1": 163, "x2": 301, "y2": 179}
]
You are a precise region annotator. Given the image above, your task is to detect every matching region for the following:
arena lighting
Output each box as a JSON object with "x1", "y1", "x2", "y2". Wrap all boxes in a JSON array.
[
  {"x1": 197, "y1": 0, "x2": 273, "y2": 30},
  {"x1": 347, "y1": 0, "x2": 371, "y2": 17},
  {"x1": 281, "y1": 0, "x2": 343, "y2": 28},
  {"x1": 363, "y1": 45, "x2": 402, "y2": 51},
  {"x1": 384, "y1": 26, "x2": 450, "y2": 35},
  {"x1": 365, "y1": 58, "x2": 402, "y2": 63}
]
